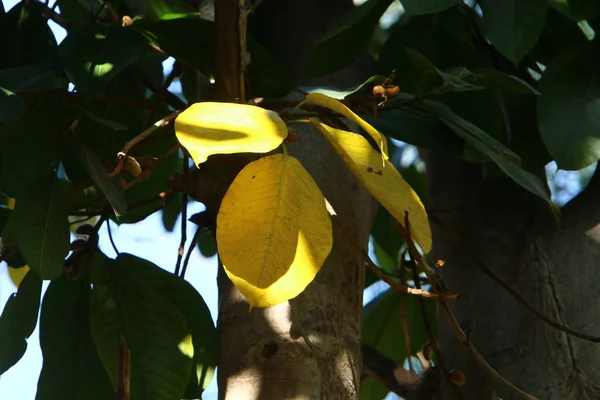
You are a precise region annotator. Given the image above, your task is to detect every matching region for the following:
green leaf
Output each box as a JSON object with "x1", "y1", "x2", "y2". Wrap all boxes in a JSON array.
[
  {"x1": 549, "y1": 0, "x2": 600, "y2": 21},
  {"x1": 197, "y1": 229, "x2": 217, "y2": 258},
  {"x1": 404, "y1": 47, "x2": 483, "y2": 92},
  {"x1": 116, "y1": 254, "x2": 217, "y2": 396},
  {"x1": 539, "y1": 44, "x2": 600, "y2": 170},
  {"x1": 90, "y1": 253, "x2": 194, "y2": 400},
  {"x1": 13, "y1": 175, "x2": 70, "y2": 280},
  {"x1": 0, "y1": 270, "x2": 42, "y2": 374},
  {"x1": 0, "y1": 88, "x2": 25, "y2": 122},
  {"x1": 401, "y1": 0, "x2": 459, "y2": 15},
  {"x1": 303, "y1": 0, "x2": 394, "y2": 76},
  {"x1": 58, "y1": 24, "x2": 148, "y2": 96},
  {"x1": 371, "y1": 205, "x2": 403, "y2": 272},
  {"x1": 532, "y1": 7, "x2": 588, "y2": 66},
  {"x1": 0, "y1": 64, "x2": 69, "y2": 92},
  {"x1": 416, "y1": 98, "x2": 551, "y2": 201},
  {"x1": 471, "y1": 68, "x2": 540, "y2": 95},
  {"x1": 360, "y1": 289, "x2": 434, "y2": 400},
  {"x1": 36, "y1": 275, "x2": 114, "y2": 400},
  {"x1": 149, "y1": 0, "x2": 198, "y2": 20},
  {"x1": 480, "y1": 0, "x2": 548, "y2": 64},
  {"x1": 0, "y1": 2, "x2": 58, "y2": 69},
  {"x1": 77, "y1": 144, "x2": 128, "y2": 217},
  {"x1": 161, "y1": 193, "x2": 181, "y2": 232}
]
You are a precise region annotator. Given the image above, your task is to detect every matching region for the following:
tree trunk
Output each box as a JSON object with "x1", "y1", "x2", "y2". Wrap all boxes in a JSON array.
[
  {"x1": 425, "y1": 152, "x2": 600, "y2": 399},
  {"x1": 216, "y1": 1, "x2": 377, "y2": 399}
]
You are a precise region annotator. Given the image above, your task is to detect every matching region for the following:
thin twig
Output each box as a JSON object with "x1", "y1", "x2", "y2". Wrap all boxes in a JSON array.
[
  {"x1": 118, "y1": 111, "x2": 180, "y2": 157},
  {"x1": 429, "y1": 214, "x2": 600, "y2": 343},
  {"x1": 180, "y1": 226, "x2": 202, "y2": 279},
  {"x1": 174, "y1": 158, "x2": 189, "y2": 276},
  {"x1": 401, "y1": 214, "x2": 539, "y2": 400},
  {"x1": 330, "y1": 212, "x2": 458, "y2": 302},
  {"x1": 106, "y1": 220, "x2": 120, "y2": 256},
  {"x1": 398, "y1": 291, "x2": 414, "y2": 372}
]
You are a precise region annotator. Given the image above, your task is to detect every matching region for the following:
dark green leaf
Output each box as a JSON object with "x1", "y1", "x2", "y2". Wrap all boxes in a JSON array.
[
  {"x1": 13, "y1": 175, "x2": 70, "y2": 280},
  {"x1": 197, "y1": 229, "x2": 217, "y2": 258},
  {"x1": 549, "y1": 0, "x2": 600, "y2": 21},
  {"x1": 116, "y1": 254, "x2": 217, "y2": 396},
  {"x1": 0, "y1": 2, "x2": 58, "y2": 69},
  {"x1": 303, "y1": 0, "x2": 394, "y2": 76},
  {"x1": 0, "y1": 88, "x2": 25, "y2": 122},
  {"x1": 149, "y1": 0, "x2": 198, "y2": 20},
  {"x1": 364, "y1": 108, "x2": 463, "y2": 154},
  {"x1": 416, "y1": 98, "x2": 551, "y2": 201},
  {"x1": 57, "y1": 0, "x2": 93, "y2": 23},
  {"x1": 89, "y1": 253, "x2": 195, "y2": 400},
  {"x1": 81, "y1": 108, "x2": 129, "y2": 131},
  {"x1": 36, "y1": 275, "x2": 114, "y2": 400},
  {"x1": 161, "y1": 193, "x2": 181, "y2": 232},
  {"x1": 471, "y1": 68, "x2": 540, "y2": 95},
  {"x1": 77, "y1": 144, "x2": 128, "y2": 217},
  {"x1": 532, "y1": 7, "x2": 588, "y2": 66},
  {"x1": 401, "y1": 0, "x2": 459, "y2": 15},
  {"x1": 539, "y1": 44, "x2": 600, "y2": 170},
  {"x1": 0, "y1": 64, "x2": 69, "y2": 92},
  {"x1": 0, "y1": 97, "x2": 73, "y2": 197},
  {"x1": 59, "y1": 24, "x2": 148, "y2": 96},
  {"x1": 0, "y1": 210, "x2": 27, "y2": 269},
  {"x1": 0, "y1": 270, "x2": 42, "y2": 374},
  {"x1": 371, "y1": 206, "x2": 403, "y2": 271},
  {"x1": 360, "y1": 289, "x2": 434, "y2": 400},
  {"x1": 480, "y1": 0, "x2": 548, "y2": 64}
]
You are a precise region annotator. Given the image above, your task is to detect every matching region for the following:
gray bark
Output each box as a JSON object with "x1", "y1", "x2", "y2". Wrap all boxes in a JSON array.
[
  {"x1": 216, "y1": 1, "x2": 377, "y2": 399},
  {"x1": 425, "y1": 152, "x2": 600, "y2": 400}
]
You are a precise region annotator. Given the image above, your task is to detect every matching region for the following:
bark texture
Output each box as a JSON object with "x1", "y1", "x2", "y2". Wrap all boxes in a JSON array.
[
  {"x1": 216, "y1": 1, "x2": 377, "y2": 399},
  {"x1": 425, "y1": 152, "x2": 600, "y2": 400}
]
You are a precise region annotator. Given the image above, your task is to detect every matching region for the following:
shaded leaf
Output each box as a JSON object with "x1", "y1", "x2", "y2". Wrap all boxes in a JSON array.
[
  {"x1": 77, "y1": 144, "x2": 127, "y2": 217},
  {"x1": 371, "y1": 206, "x2": 403, "y2": 271},
  {"x1": 115, "y1": 254, "x2": 216, "y2": 396},
  {"x1": 0, "y1": 270, "x2": 42, "y2": 375},
  {"x1": 538, "y1": 43, "x2": 600, "y2": 170},
  {"x1": 36, "y1": 275, "x2": 114, "y2": 400},
  {"x1": 197, "y1": 229, "x2": 217, "y2": 258},
  {"x1": 0, "y1": 63, "x2": 69, "y2": 92},
  {"x1": 360, "y1": 289, "x2": 434, "y2": 399},
  {"x1": 303, "y1": 0, "x2": 394, "y2": 76},
  {"x1": 0, "y1": 2, "x2": 58, "y2": 69},
  {"x1": 364, "y1": 108, "x2": 463, "y2": 154},
  {"x1": 90, "y1": 253, "x2": 193, "y2": 400},
  {"x1": 549, "y1": 0, "x2": 600, "y2": 21},
  {"x1": 471, "y1": 68, "x2": 540, "y2": 95},
  {"x1": 58, "y1": 24, "x2": 148, "y2": 96},
  {"x1": 401, "y1": 0, "x2": 459, "y2": 15},
  {"x1": 480, "y1": 0, "x2": 548, "y2": 64},
  {"x1": 217, "y1": 153, "x2": 333, "y2": 308},
  {"x1": 175, "y1": 102, "x2": 288, "y2": 165},
  {"x1": 0, "y1": 87, "x2": 25, "y2": 122},
  {"x1": 13, "y1": 175, "x2": 70, "y2": 280},
  {"x1": 161, "y1": 193, "x2": 182, "y2": 232},
  {"x1": 303, "y1": 92, "x2": 389, "y2": 160},
  {"x1": 310, "y1": 119, "x2": 431, "y2": 253}
]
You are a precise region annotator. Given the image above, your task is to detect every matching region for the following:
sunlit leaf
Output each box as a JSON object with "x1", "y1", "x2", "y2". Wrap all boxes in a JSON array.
[
  {"x1": 303, "y1": 93, "x2": 389, "y2": 161},
  {"x1": 13, "y1": 175, "x2": 70, "y2": 280},
  {"x1": 175, "y1": 102, "x2": 288, "y2": 165},
  {"x1": 36, "y1": 275, "x2": 114, "y2": 400},
  {"x1": 8, "y1": 265, "x2": 29, "y2": 288},
  {"x1": 0, "y1": 270, "x2": 42, "y2": 375},
  {"x1": 58, "y1": 24, "x2": 148, "y2": 96},
  {"x1": 309, "y1": 119, "x2": 431, "y2": 253},
  {"x1": 90, "y1": 253, "x2": 193, "y2": 400},
  {"x1": 216, "y1": 153, "x2": 333, "y2": 308}
]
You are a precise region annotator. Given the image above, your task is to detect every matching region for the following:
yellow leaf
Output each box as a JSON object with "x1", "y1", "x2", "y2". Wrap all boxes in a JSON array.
[
  {"x1": 309, "y1": 119, "x2": 432, "y2": 253},
  {"x1": 216, "y1": 153, "x2": 333, "y2": 308},
  {"x1": 8, "y1": 265, "x2": 30, "y2": 288},
  {"x1": 175, "y1": 102, "x2": 288, "y2": 165},
  {"x1": 304, "y1": 92, "x2": 389, "y2": 161}
]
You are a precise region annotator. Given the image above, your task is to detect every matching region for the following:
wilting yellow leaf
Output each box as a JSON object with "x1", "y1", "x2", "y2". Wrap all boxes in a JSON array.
[
  {"x1": 310, "y1": 119, "x2": 431, "y2": 253},
  {"x1": 304, "y1": 92, "x2": 389, "y2": 161},
  {"x1": 175, "y1": 102, "x2": 288, "y2": 165},
  {"x1": 216, "y1": 153, "x2": 333, "y2": 308},
  {"x1": 8, "y1": 265, "x2": 30, "y2": 288}
]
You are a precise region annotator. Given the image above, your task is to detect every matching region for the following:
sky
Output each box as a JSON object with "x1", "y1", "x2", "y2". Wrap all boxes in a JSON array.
[{"x1": 0, "y1": 1, "x2": 594, "y2": 399}]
